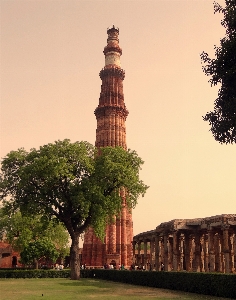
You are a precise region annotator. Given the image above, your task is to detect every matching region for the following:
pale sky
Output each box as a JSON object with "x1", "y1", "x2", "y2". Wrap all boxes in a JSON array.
[{"x1": 1, "y1": 0, "x2": 234, "y2": 236}]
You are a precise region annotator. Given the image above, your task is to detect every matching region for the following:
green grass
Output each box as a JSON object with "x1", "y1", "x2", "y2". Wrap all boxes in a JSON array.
[{"x1": 0, "y1": 278, "x2": 231, "y2": 300}]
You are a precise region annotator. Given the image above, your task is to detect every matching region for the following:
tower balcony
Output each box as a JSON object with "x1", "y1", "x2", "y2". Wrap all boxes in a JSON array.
[{"x1": 99, "y1": 67, "x2": 125, "y2": 80}]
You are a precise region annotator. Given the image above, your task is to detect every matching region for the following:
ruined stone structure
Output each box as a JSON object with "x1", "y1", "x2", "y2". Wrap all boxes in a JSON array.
[
  {"x1": 133, "y1": 214, "x2": 236, "y2": 273},
  {"x1": 0, "y1": 241, "x2": 20, "y2": 268},
  {"x1": 82, "y1": 26, "x2": 133, "y2": 268}
]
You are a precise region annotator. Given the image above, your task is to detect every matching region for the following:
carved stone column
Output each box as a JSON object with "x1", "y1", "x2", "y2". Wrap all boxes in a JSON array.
[
  {"x1": 137, "y1": 241, "x2": 141, "y2": 266},
  {"x1": 218, "y1": 232, "x2": 223, "y2": 272},
  {"x1": 232, "y1": 234, "x2": 236, "y2": 273},
  {"x1": 143, "y1": 239, "x2": 148, "y2": 269},
  {"x1": 155, "y1": 234, "x2": 160, "y2": 271},
  {"x1": 229, "y1": 233, "x2": 233, "y2": 273},
  {"x1": 208, "y1": 228, "x2": 215, "y2": 272},
  {"x1": 222, "y1": 224, "x2": 230, "y2": 273},
  {"x1": 177, "y1": 234, "x2": 181, "y2": 270},
  {"x1": 168, "y1": 236, "x2": 173, "y2": 271},
  {"x1": 214, "y1": 234, "x2": 220, "y2": 272},
  {"x1": 203, "y1": 233, "x2": 209, "y2": 272},
  {"x1": 164, "y1": 234, "x2": 169, "y2": 271},
  {"x1": 200, "y1": 235, "x2": 204, "y2": 272},
  {"x1": 180, "y1": 235, "x2": 185, "y2": 271},
  {"x1": 173, "y1": 231, "x2": 179, "y2": 271},
  {"x1": 184, "y1": 233, "x2": 191, "y2": 271},
  {"x1": 192, "y1": 232, "x2": 201, "y2": 272},
  {"x1": 150, "y1": 237, "x2": 155, "y2": 270},
  {"x1": 160, "y1": 236, "x2": 164, "y2": 268}
]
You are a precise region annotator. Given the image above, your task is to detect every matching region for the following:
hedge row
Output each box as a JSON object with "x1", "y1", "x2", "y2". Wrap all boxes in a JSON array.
[
  {"x1": 82, "y1": 269, "x2": 236, "y2": 299},
  {"x1": 0, "y1": 269, "x2": 70, "y2": 278},
  {"x1": 1, "y1": 268, "x2": 235, "y2": 298}
]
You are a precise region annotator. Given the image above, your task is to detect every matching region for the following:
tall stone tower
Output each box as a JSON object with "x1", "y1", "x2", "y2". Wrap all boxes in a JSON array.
[{"x1": 82, "y1": 26, "x2": 133, "y2": 268}]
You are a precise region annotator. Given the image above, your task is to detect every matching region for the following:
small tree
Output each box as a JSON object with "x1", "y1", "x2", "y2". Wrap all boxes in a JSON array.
[
  {"x1": 0, "y1": 209, "x2": 70, "y2": 268},
  {"x1": 201, "y1": 0, "x2": 236, "y2": 143},
  {"x1": 20, "y1": 237, "x2": 59, "y2": 269},
  {"x1": 0, "y1": 139, "x2": 148, "y2": 279}
]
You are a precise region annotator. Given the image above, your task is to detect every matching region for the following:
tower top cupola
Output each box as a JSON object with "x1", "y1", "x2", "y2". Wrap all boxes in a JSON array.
[
  {"x1": 107, "y1": 25, "x2": 119, "y2": 42},
  {"x1": 104, "y1": 25, "x2": 122, "y2": 67}
]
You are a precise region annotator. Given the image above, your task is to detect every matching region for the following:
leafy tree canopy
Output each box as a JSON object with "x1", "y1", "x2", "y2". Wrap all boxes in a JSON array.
[
  {"x1": 0, "y1": 208, "x2": 70, "y2": 261},
  {"x1": 201, "y1": 0, "x2": 236, "y2": 143},
  {"x1": 0, "y1": 139, "x2": 148, "y2": 279},
  {"x1": 20, "y1": 237, "x2": 59, "y2": 267}
]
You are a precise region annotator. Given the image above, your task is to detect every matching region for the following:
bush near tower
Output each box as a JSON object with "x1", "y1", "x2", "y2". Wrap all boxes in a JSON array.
[{"x1": 0, "y1": 139, "x2": 148, "y2": 280}]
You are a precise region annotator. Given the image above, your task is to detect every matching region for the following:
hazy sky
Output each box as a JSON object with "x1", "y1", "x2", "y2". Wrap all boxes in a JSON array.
[{"x1": 1, "y1": 0, "x2": 234, "y2": 236}]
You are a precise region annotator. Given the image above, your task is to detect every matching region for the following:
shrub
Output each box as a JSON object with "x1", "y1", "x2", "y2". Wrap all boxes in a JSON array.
[
  {"x1": 87, "y1": 269, "x2": 236, "y2": 299},
  {"x1": 0, "y1": 269, "x2": 70, "y2": 279}
]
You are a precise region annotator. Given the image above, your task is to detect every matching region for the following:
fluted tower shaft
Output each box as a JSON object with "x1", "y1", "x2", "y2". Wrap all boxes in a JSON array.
[{"x1": 82, "y1": 26, "x2": 133, "y2": 268}]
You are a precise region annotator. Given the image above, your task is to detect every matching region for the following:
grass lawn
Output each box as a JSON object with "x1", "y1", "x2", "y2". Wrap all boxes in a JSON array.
[{"x1": 0, "y1": 278, "x2": 231, "y2": 300}]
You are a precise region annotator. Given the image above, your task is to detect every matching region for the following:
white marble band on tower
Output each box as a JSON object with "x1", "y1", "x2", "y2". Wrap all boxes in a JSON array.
[
  {"x1": 105, "y1": 52, "x2": 121, "y2": 67},
  {"x1": 104, "y1": 25, "x2": 122, "y2": 68}
]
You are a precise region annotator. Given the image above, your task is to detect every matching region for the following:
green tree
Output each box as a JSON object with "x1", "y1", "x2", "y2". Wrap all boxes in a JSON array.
[
  {"x1": 20, "y1": 237, "x2": 59, "y2": 269},
  {"x1": 0, "y1": 139, "x2": 148, "y2": 279},
  {"x1": 0, "y1": 209, "x2": 70, "y2": 268},
  {"x1": 201, "y1": 0, "x2": 236, "y2": 143}
]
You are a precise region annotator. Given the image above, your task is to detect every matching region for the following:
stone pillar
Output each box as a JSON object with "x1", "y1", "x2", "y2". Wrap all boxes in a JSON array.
[
  {"x1": 137, "y1": 241, "x2": 141, "y2": 266},
  {"x1": 164, "y1": 234, "x2": 168, "y2": 271},
  {"x1": 232, "y1": 234, "x2": 236, "y2": 273},
  {"x1": 208, "y1": 228, "x2": 215, "y2": 272},
  {"x1": 229, "y1": 233, "x2": 233, "y2": 273},
  {"x1": 173, "y1": 231, "x2": 178, "y2": 271},
  {"x1": 192, "y1": 232, "x2": 201, "y2": 272},
  {"x1": 181, "y1": 236, "x2": 186, "y2": 271},
  {"x1": 143, "y1": 240, "x2": 147, "y2": 269},
  {"x1": 217, "y1": 232, "x2": 223, "y2": 272},
  {"x1": 184, "y1": 233, "x2": 191, "y2": 271},
  {"x1": 155, "y1": 234, "x2": 160, "y2": 271},
  {"x1": 176, "y1": 234, "x2": 181, "y2": 271},
  {"x1": 150, "y1": 237, "x2": 155, "y2": 269},
  {"x1": 214, "y1": 234, "x2": 220, "y2": 272},
  {"x1": 200, "y1": 235, "x2": 204, "y2": 272},
  {"x1": 203, "y1": 233, "x2": 209, "y2": 272},
  {"x1": 222, "y1": 224, "x2": 230, "y2": 273},
  {"x1": 168, "y1": 236, "x2": 173, "y2": 271}
]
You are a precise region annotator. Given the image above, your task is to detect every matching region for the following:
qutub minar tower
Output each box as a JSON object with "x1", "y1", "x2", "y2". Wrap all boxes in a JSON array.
[{"x1": 82, "y1": 26, "x2": 133, "y2": 268}]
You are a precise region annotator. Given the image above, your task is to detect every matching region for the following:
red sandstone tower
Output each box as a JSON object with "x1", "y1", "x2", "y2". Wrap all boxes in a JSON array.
[{"x1": 82, "y1": 26, "x2": 133, "y2": 268}]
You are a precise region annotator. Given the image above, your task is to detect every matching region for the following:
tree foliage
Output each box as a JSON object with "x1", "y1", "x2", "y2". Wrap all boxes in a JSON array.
[
  {"x1": 0, "y1": 139, "x2": 148, "y2": 279},
  {"x1": 20, "y1": 237, "x2": 59, "y2": 268},
  {"x1": 0, "y1": 208, "x2": 70, "y2": 267},
  {"x1": 201, "y1": 0, "x2": 236, "y2": 143}
]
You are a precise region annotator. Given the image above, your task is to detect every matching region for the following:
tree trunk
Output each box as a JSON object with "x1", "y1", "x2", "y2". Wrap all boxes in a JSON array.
[
  {"x1": 34, "y1": 259, "x2": 39, "y2": 269},
  {"x1": 70, "y1": 232, "x2": 81, "y2": 280}
]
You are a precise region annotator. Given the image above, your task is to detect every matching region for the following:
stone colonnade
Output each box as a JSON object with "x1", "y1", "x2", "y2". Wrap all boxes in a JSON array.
[{"x1": 133, "y1": 214, "x2": 236, "y2": 273}]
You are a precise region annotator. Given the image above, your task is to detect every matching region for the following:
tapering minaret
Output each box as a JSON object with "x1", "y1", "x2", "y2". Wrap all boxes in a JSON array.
[{"x1": 82, "y1": 26, "x2": 133, "y2": 268}]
